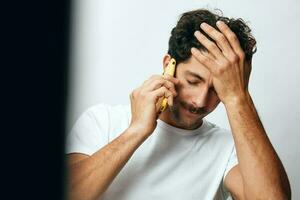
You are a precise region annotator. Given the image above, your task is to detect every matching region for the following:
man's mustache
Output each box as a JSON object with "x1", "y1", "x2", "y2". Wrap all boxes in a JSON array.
[{"x1": 180, "y1": 101, "x2": 207, "y2": 115}]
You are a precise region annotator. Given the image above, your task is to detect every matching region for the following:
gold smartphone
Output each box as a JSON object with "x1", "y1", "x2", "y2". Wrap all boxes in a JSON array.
[{"x1": 156, "y1": 58, "x2": 176, "y2": 113}]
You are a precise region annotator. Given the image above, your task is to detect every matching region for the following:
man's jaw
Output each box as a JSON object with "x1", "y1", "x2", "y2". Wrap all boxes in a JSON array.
[
  {"x1": 158, "y1": 100, "x2": 206, "y2": 130},
  {"x1": 168, "y1": 103, "x2": 205, "y2": 130}
]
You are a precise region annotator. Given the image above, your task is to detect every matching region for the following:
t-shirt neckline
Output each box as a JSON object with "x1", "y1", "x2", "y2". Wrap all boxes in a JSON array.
[{"x1": 157, "y1": 118, "x2": 210, "y2": 136}]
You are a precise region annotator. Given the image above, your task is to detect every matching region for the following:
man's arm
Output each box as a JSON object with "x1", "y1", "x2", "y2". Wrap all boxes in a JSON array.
[
  {"x1": 67, "y1": 126, "x2": 150, "y2": 200},
  {"x1": 67, "y1": 74, "x2": 178, "y2": 200},
  {"x1": 191, "y1": 21, "x2": 291, "y2": 199},
  {"x1": 224, "y1": 92, "x2": 291, "y2": 199}
]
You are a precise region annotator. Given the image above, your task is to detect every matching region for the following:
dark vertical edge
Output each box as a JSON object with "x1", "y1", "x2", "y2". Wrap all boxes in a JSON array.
[{"x1": 49, "y1": 0, "x2": 72, "y2": 199}]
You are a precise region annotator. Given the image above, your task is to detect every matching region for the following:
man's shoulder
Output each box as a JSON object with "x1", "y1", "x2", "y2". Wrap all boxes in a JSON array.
[
  {"x1": 203, "y1": 119, "x2": 235, "y2": 152},
  {"x1": 85, "y1": 103, "x2": 131, "y2": 131},
  {"x1": 85, "y1": 103, "x2": 131, "y2": 119},
  {"x1": 66, "y1": 103, "x2": 131, "y2": 155},
  {"x1": 204, "y1": 119, "x2": 233, "y2": 138},
  {"x1": 76, "y1": 103, "x2": 131, "y2": 141},
  {"x1": 87, "y1": 103, "x2": 130, "y2": 112}
]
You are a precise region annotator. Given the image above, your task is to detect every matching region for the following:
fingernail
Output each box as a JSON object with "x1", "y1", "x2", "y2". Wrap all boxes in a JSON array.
[
  {"x1": 173, "y1": 78, "x2": 179, "y2": 85},
  {"x1": 191, "y1": 47, "x2": 197, "y2": 54},
  {"x1": 194, "y1": 30, "x2": 201, "y2": 37},
  {"x1": 216, "y1": 20, "x2": 224, "y2": 26},
  {"x1": 200, "y1": 22, "x2": 208, "y2": 29}
]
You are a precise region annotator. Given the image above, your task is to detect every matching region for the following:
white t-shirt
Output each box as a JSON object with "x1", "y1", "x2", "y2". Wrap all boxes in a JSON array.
[{"x1": 66, "y1": 104, "x2": 238, "y2": 200}]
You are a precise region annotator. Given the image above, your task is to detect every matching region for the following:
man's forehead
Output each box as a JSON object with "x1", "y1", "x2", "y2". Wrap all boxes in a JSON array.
[{"x1": 180, "y1": 59, "x2": 211, "y2": 79}]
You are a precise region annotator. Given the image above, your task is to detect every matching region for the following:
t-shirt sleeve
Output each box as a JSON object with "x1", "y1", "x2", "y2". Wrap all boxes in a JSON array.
[
  {"x1": 223, "y1": 145, "x2": 238, "y2": 180},
  {"x1": 221, "y1": 145, "x2": 239, "y2": 199},
  {"x1": 65, "y1": 105, "x2": 110, "y2": 156}
]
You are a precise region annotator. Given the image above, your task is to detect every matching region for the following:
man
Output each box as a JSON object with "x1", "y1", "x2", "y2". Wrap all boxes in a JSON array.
[{"x1": 66, "y1": 9, "x2": 291, "y2": 200}]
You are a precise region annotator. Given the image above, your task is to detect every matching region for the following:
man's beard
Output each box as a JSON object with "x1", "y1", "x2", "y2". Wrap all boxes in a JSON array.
[{"x1": 169, "y1": 98, "x2": 207, "y2": 130}]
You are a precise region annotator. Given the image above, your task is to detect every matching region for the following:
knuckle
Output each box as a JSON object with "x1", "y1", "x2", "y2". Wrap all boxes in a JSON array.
[
  {"x1": 163, "y1": 74, "x2": 172, "y2": 79},
  {"x1": 165, "y1": 75, "x2": 177, "y2": 84},
  {"x1": 212, "y1": 45, "x2": 218, "y2": 52},
  {"x1": 229, "y1": 33, "x2": 238, "y2": 42},
  {"x1": 131, "y1": 89, "x2": 138, "y2": 98},
  {"x1": 153, "y1": 78, "x2": 162, "y2": 85},
  {"x1": 208, "y1": 43, "x2": 216, "y2": 50},
  {"x1": 149, "y1": 93, "x2": 156, "y2": 101},
  {"x1": 229, "y1": 54, "x2": 239, "y2": 63},
  {"x1": 151, "y1": 79, "x2": 162, "y2": 88},
  {"x1": 217, "y1": 34, "x2": 226, "y2": 42},
  {"x1": 166, "y1": 92, "x2": 172, "y2": 98},
  {"x1": 162, "y1": 86, "x2": 169, "y2": 95},
  {"x1": 223, "y1": 60, "x2": 231, "y2": 68},
  {"x1": 239, "y1": 51, "x2": 245, "y2": 60},
  {"x1": 139, "y1": 90, "x2": 147, "y2": 98},
  {"x1": 217, "y1": 67, "x2": 225, "y2": 74},
  {"x1": 201, "y1": 55, "x2": 209, "y2": 63},
  {"x1": 150, "y1": 74, "x2": 159, "y2": 80},
  {"x1": 166, "y1": 80, "x2": 175, "y2": 88},
  {"x1": 162, "y1": 86, "x2": 167, "y2": 91},
  {"x1": 162, "y1": 76, "x2": 169, "y2": 83}
]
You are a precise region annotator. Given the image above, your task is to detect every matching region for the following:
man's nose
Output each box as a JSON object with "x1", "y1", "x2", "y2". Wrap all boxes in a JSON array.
[{"x1": 191, "y1": 85, "x2": 209, "y2": 108}]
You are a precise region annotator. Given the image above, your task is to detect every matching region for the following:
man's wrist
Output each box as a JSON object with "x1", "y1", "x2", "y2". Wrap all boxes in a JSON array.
[
  {"x1": 125, "y1": 124, "x2": 152, "y2": 140},
  {"x1": 223, "y1": 91, "x2": 252, "y2": 110}
]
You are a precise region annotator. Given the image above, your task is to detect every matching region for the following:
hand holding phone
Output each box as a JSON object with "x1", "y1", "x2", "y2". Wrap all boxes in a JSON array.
[{"x1": 129, "y1": 58, "x2": 177, "y2": 135}]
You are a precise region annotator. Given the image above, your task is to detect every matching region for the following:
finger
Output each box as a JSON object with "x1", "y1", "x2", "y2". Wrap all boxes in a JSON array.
[
  {"x1": 151, "y1": 86, "x2": 173, "y2": 102},
  {"x1": 194, "y1": 30, "x2": 227, "y2": 62},
  {"x1": 200, "y1": 22, "x2": 232, "y2": 54},
  {"x1": 162, "y1": 74, "x2": 179, "y2": 85},
  {"x1": 202, "y1": 50, "x2": 216, "y2": 61},
  {"x1": 216, "y1": 21, "x2": 245, "y2": 58},
  {"x1": 143, "y1": 74, "x2": 162, "y2": 85},
  {"x1": 144, "y1": 74, "x2": 179, "y2": 86},
  {"x1": 144, "y1": 78, "x2": 177, "y2": 96},
  {"x1": 167, "y1": 94, "x2": 173, "y2": 106},
  {"x1": 191, "y1": 47, "x2": 218, "y2": 74}
]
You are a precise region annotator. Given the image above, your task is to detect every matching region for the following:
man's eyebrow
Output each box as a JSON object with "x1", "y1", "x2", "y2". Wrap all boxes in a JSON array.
[{"x1": 184, "y1": 71, "x2": 205, "y2": 81}]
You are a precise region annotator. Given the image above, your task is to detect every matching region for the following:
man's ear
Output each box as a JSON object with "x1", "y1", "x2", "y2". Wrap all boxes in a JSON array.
[{"x1": 162, "y1": 54, "x2": 172, "y2": 71}]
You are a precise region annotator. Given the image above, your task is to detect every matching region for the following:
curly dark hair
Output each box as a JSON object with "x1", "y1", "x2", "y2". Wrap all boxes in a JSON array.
[{"x1": 168, "y1": 9, "x2": 257, "y2": 64}]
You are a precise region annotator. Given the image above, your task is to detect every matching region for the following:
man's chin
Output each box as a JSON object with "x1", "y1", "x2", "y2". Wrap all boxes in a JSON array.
[
  {"x1": 180, "y1": 116, "x2": 203, "y2": 130},
  {"x1": 172, "y1": 108, "x2": 204, "y2": 130}
]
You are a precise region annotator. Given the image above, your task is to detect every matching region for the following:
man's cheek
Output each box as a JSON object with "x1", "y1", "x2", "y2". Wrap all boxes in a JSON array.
[{"x1": 172, "y1": 93, "x2": 181, "y2": 103}]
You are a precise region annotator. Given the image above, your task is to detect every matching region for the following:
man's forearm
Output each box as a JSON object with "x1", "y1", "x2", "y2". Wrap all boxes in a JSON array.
[
  {"x1": 224, "y1": 92, "x2": 291, "y2": 199},
  {"x1": 68, "y1": 127, "x2": 149, "y2": 200}
]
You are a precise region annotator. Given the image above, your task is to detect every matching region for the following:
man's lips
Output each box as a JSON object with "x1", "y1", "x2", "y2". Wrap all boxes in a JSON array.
[
  {"x1": 182, "y1": 107, "x2": 203, "y2": 117},
  {"x1": 180, "y1": 102, "x2": 206, "y2": 116}
]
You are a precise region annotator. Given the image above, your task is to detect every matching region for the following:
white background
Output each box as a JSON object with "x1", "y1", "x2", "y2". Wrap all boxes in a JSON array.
[{"x1": 67, "y1": 0, "x2": 300, "y2": 198}]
